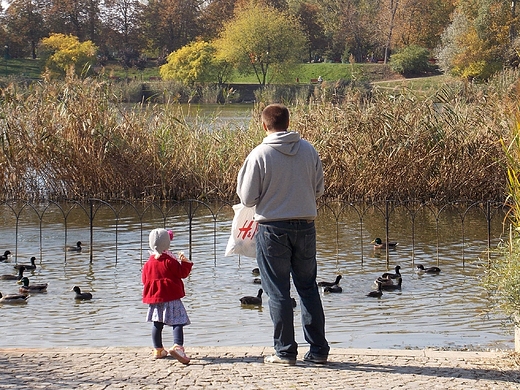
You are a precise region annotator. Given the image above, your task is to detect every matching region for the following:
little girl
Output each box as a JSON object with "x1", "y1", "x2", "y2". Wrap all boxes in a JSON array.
[{"x1": 142, "y1": 228, "x2": 193, "y2": 363}]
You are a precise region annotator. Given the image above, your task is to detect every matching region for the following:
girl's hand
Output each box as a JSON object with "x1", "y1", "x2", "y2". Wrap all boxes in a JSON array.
[{"x1": 178, "y1": 252, "x2": 192, "y2": 263}]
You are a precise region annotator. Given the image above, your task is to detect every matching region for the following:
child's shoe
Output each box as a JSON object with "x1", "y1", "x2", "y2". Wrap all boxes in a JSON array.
[
  {"x1": 168, "y1": 344, "x2": 190, "y2": 364},
  {"x1": 153, "y1": 348, "x2": 168, "y2": 359}
]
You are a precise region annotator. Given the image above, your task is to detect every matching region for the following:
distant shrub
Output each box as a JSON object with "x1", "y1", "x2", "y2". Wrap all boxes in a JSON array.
[{"x1": 390, "y1": 45, "x2": 432, "y2": 76}]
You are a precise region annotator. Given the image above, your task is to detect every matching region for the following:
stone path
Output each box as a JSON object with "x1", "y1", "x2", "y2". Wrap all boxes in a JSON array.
[{"x1": 0, "y1": 346, "x2": 519, "y2": 389}]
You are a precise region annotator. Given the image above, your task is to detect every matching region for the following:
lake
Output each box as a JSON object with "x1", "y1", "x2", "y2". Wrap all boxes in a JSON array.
[{"x1": 0, "y1": 199, "x2": 514, "y2": 351}]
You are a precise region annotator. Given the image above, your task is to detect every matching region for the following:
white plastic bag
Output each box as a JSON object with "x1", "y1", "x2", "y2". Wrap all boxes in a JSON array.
[{"x1": 225, "y1": 203, "x2": 258, "y2": 258}]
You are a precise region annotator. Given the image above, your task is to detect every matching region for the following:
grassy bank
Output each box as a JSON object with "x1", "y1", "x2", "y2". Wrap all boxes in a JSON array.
[
  {"x1": 1, "y1": 57, "x2": 404, "y2": 85},
  {"x1": 0, "y1": 69, "x2": 516, "y2": 202}
]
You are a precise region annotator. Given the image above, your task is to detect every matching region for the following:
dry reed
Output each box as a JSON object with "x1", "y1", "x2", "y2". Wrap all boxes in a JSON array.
[{"x1": 0, "y1": 71, "x2": 517, "y2": 202}]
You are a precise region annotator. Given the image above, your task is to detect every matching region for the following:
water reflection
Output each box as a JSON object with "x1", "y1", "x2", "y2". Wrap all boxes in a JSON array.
[{"x1": 0, "y1": 203, "x2": 513, "y2": 350}]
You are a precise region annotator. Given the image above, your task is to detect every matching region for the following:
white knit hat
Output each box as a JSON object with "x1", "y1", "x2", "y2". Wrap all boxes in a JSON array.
[{"x1": 149, "y1": 228, "x2": 171, "y2": 258}]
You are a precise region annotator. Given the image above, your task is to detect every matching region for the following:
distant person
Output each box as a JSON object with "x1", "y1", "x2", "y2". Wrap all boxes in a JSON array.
[
  {"x1": 236, "y1": 103, "x2": 329, "y2": 365},
  {"x1": 142, "y1": 228, "x2": 193, "y2": 363},
  {"x1": 318, "y1": 75, "x2": 323, "y2": 83}
]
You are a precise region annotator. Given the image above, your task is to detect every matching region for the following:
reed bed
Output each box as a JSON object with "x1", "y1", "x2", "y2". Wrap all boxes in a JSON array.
[{"x1": 0, "y1": 71, "x2": 518, "y2": 202}]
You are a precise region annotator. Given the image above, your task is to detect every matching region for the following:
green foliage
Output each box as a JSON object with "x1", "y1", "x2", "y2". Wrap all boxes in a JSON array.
[
  {"x1": 159, "y1": 41, "x2": 231, "y2": 85},
  {"x1": 215, "y1": 3, "x2": 308, "y2": 85},
  {"x1": 39, "y1": 34, "x2": 98, "y2": 79},
  {"x1": 390, "y1": 45, "x2": 432, "y2": 76}
]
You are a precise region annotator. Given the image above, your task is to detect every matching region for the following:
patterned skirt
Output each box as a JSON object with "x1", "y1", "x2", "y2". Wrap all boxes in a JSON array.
[{"x1": 146, "y1": 299, "x2": 190, "y2": 326}]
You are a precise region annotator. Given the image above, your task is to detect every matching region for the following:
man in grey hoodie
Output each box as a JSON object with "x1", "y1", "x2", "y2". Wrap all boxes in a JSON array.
[{"x1": 236, "y1": 103, "x2": 329, "y2": 365}]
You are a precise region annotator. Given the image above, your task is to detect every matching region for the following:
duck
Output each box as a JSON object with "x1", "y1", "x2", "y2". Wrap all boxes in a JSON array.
[
  {"x1": 375, "y1": 275, "x2": 394, "y2": 287},
  {"x1": 0, "y1": 266, "x2": 25, "y2": 281},
  {"x1": 0, "y1": 292, "x2": 29, "y2": 304},
  {"x1": 381, "y1": 276, "x2": 402, "y2": 291},
  {"x1": 68, "y1": 241, "x2": 82, "y2": 252},
  {"x1": 0, "y1": 250, "x2": 11, "y2": 262},
  {"x1": 239, "y1": 288, "x2": 263, "y2": 305},
  {"x1": 71, "y1": 285, "x2": 93, "y2": 300},
  {"x1": 324, "y1": 284, "x2": 343, "y2": 293},
  {"x1": 318, "y1": 274, "x2": 342, "y2": 287},
  {"x1": 381, "y1": 265, "x2": 401, "y2": 280},
  {"x1": 415, "y1": 264, "x2": 441, "y2": 274},
  {"x1": 367, "y1": 280, "x2": 383, "y2": 298},
  {"x1": 372, "y1": 238, "x2": 398, "y2": 250},
  {"x1": 18, "y1": 277, "x2": 48, "y2": 293},
  {"x1": 14, "y1": 256, "x2": 37, "y2": 270}
]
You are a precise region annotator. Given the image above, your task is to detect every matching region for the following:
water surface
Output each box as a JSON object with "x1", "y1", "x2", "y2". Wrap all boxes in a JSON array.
[{"x1": 0, "y1": 203, "x2": 513, "y2": 351}]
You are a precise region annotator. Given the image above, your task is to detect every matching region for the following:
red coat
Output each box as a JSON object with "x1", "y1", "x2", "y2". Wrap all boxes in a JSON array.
[{"x1": 141, "y1": 253, "x2": 193, "y2": 304}]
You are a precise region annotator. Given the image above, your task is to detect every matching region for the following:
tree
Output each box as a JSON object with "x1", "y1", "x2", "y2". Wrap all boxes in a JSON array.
[
  {"x1": 334, "y1": 0, "x2": 381, "y2": 63},
  {"x1": 103, "y1": 0, "x2": 143, "y2": 49},
  {"x1": 4, "y1": 0, "x2": 48, "y2": 58},
  {"x1": 198, "y1": 0, "x2": 237, "y2": 40},
  {"x1": 434, "y1": 9, "x2": 470, "y2": 76},
  {"x1": 215, "y1": 3, "x2": 307, "y2": 85},
  {"x1": 379, "y1": 0, "x2": 400, "y2": 63},
  {"x1": 39, "y1": 33, "x2": 98, "y2": 78},
  {"x1": 140, "y1": 0, "x2": 201, "y2": 55},
  {"x1": 392, "y1": 0, "x2": 454, "y2": 50},
  {"x1": 159, "y1": 40, "x2": 231, "y2": 84},
  {"x1": 43, "y1": 0, "x2": 102, "y2": 43},
  {"x1": 435, "y1": 1, "x2": 517, "y2": 80},
  {"x1": 293, "y1": 1, "x2": 328, "y2": 62}
]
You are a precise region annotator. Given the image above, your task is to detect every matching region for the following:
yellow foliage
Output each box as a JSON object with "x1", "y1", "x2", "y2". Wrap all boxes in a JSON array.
[
  {"x1": 160, "y1": 41, "x2": 230, "y2": 84},
  {"x1": 40, "y1": 33, "x2": 98, "y2": 79}
]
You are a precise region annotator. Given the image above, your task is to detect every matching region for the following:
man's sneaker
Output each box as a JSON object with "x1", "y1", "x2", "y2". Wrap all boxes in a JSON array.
[
  {"x1": 153, "y1": 348, "x2": 168, "y2": 359},
  {"x1": 168, "y1": 344, "x2": 190, "y2": 364},
  {"x1": 303, "y1": 351, "x2": 328, "y2": 364},
  {"x1": 264, "y1": 354, "x2": 296, "y2": 365}
]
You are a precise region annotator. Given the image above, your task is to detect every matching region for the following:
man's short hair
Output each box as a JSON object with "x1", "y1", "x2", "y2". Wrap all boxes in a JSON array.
[{"x1": 262, "y1": 104, "x2": 289, "y2": 131}]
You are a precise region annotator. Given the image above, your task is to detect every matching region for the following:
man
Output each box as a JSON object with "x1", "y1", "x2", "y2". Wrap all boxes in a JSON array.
[{"x1": 236, "y1": 103, "x2": 329, "y2": 365}]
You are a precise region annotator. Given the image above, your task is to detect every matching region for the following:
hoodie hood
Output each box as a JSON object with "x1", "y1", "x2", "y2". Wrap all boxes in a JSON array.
[{"x1": 263, "y1": 131, "x2": 301, "y2": 156}]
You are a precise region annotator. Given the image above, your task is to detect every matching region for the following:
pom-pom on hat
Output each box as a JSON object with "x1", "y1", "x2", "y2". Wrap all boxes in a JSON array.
[{"x1": 149, "y1": 228, "x2": 171, "y2": 258}]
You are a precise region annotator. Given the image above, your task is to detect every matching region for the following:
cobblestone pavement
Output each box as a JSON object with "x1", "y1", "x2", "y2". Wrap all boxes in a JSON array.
[{"x1": 0, "y1": 346, "x2": 519, "y2": 389}]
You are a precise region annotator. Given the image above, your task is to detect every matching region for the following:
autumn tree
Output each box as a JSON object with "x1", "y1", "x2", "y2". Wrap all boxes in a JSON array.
[
  {"x1": 198, "y1": 0, "x2": 237, "y2": 40},
  {"x1": 435, "y1": 1, "x2": 517, "y2": 80},
  {"x1": 159, "y1": 40, "x2": 231, "y2": 84},
  {"x1": 293, "y1": 1, "x2": 328, "y2": 62},
  {"x1": 43, "y1": 0, "x2": 102, "y2": 44},
  {"x1": 392, "y1": 0, "x2": 455, "y2": 50},
  {"x1": 39, "y1": 33, "x2": 98, "y2": 78},
  {"x1": 102, "y1": 0, "x2": 143, "y2": 48},
  {"x1": 4, "y1": 0, "x2": 48, "y2": 58},
  {"x1": 335, "y1": 0, "x2": 381, "y2": 63},
  {"x1": 215, "y1": 2, "x2": 307, "y2": 85},
  {"x1": 140, "y1": 0, "x2": 201, "y2": 56}
]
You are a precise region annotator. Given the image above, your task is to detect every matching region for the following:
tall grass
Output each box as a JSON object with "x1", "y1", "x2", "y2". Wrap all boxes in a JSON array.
[
  {"x1": 0, "y1": 70, "x2": 518, "y2": 201},
  {"x1": 480, "y1": 77, "x2": 520, "y2": 322}
]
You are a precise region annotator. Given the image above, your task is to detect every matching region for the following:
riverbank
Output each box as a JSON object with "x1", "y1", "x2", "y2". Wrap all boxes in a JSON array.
[{"x1": 1, "y1": 346, "x2": 518, "y2": 389}]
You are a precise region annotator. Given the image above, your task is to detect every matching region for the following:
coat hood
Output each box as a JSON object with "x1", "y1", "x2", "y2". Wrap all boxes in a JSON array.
[{"x1": 263, "y1": 131, "x2": 301, "y2": 156}]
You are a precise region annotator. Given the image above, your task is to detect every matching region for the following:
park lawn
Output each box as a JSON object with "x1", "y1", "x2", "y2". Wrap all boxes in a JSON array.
[
  {"x1": 0, "y1": 57, "x2": 44, "y2": 78},
  {"x1": 1, "y1": 57, "x2": 448, "y2": 91}
]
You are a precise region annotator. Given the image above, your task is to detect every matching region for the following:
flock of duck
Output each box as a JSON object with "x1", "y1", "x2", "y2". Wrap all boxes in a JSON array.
[
  {"x1": 239, "y1": 238, "x2": 441, "y2": 305},
  {"x1": 0, "y1": 242, "x2": 93, "y2": 304}
]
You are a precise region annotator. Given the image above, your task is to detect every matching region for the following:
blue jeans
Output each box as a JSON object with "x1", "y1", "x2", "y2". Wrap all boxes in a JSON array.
[{"x1": 256, "y1": 220, "x2": 329, "y2": 359}]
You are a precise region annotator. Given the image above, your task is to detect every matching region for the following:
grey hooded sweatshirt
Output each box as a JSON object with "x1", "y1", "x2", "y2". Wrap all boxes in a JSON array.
[{"x1": 236, "y1": 131, "x2": 324, "y2": 222}]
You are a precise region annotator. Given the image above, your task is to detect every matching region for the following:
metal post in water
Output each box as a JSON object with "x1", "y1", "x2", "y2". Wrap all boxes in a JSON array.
[
  {"x1": 188, "y1": 200, "x2": 193, "y2": 260},
  {"x1": 385, "y1": 200, "x2": 390, "y2": 266},
  {"x1": 90, "y1": 200, "x2": 94, "y2": 264}
]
